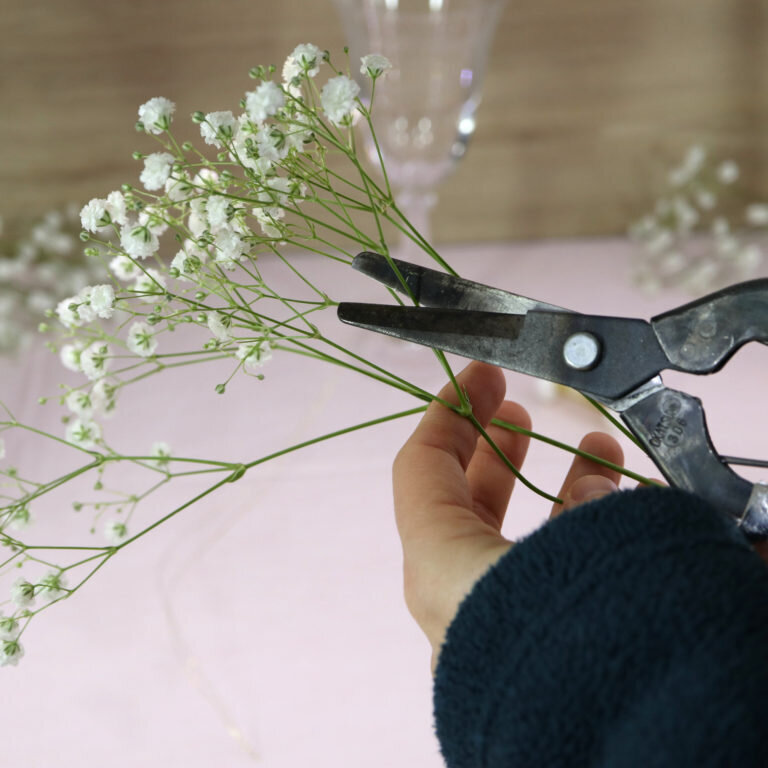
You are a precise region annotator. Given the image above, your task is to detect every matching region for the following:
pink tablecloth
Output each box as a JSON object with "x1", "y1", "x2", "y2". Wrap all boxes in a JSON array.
[{"x1": 1, "y1": 239, "x2": 765, "y2": 767}]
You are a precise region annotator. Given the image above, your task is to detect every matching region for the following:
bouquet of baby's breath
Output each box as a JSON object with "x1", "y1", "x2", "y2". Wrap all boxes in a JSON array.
[
  {"x1": 0, "y1": 44, "x2": 648, "y2": 667},
  {"x1": 629, "y1": 145, "x2": 766, "y2": 294},
  {"x1": 0, "y1": 206, "x2": 107, "y2": 354}
]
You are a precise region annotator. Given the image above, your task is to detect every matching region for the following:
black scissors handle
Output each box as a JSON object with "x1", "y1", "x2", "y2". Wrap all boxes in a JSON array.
[
  {"x1": 621, "y1": 386, "x2": 767, "y2": 538},
  {"x1": 653, "y1": 278, "x2": 768, "y2": 373}
]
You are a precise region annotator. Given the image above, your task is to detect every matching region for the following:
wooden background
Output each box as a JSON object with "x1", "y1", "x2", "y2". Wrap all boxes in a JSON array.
[{"x1": 2, "y1": 0, "x2": 767, "y2": 242}]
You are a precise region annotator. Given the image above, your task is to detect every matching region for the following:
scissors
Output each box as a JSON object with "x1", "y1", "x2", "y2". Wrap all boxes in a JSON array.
[{"x1": 337, "y1": 251, "x2": 768, "y2": 539}]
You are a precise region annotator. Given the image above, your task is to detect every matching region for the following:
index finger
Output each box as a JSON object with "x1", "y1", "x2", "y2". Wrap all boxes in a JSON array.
[{"x1": 392, "y1": 361, "x2": 506, "y2": 546}]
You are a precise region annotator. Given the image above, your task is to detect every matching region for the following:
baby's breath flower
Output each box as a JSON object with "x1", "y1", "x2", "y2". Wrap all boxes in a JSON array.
[
  {"x1": 109, "y1": 254, "x2": 139, "y2": 281},
  {"x1": 60, "y1": 342, "x2": 85, "y2": 373},
  {"x1": 66, "y1": 389, "x2": 96, "y2": 418},
  {"x1": 140, "y1": 152, "x2": 176, "y2": 191},
  {"x1": 80, "y1": 199, "x2": 112, "y2": 233},
  {"x1": 285, "y1": 119, "x2": 315, "y2": 153},
  {"x1": 716, "y1": 160, "x2": 739, "y2": 184},
  {"x1": 80, "y1": 342, "x2": 111, "y2": 381},
  {"x1": 91, "y1": 378, "x2": 117, "y2": 414},
  {"x1": 127, "y1": 321, "x2": 158, "y2": 357},
  {"x1": 132, "y1": 268, "x2": 166, "y2": 302},
  {"x1": 206, "y1": 195, "x2": 230, "y2": 231},
  {"x1": 668, "y1": 145, "x2": 706, "y2": 187},
  {"x1": 200, "y1": 111, "x2": 236, "y2": 148},
  {"x1": 88, "y1": 284, "x2": 116, "y2": 319},
  {"x1": 253, "y1": 208, "x2": 284, "y2": 239},
  {"x1": 745, "y1": 204, "x2": 768, "y2": 226},
  {"x1": 231, "y1": 117, "x2": 273, "y2": 175},
  {"x1": 65, "y1": 417, "x2": 102, "y2": 449},
  {"x1": 255, "y1": 124, "x2": 288, "y2": 163},
  {"x1": 11, "y1": 577, "x2": 35, "y2": 609},
  {"x1": 283, "y1": 43, "x2": 322, "y2": 86},
  {"x1": 170, "y1": 250, "x2": 198, "y2": 279},
  {"x1": 56, "y1": 287, "x2": 97, "y2": 328},
  {"x1": 0, "y1": 614, "x2": 19, "y2": 640},
  {"x1": 9, "y1": 505, "x2": 31, "y2": 531},
  {"x1": 738, "y1": 243, "x2": 763, "y2": 270},
  {"x1": 207, "y1": 311, "x2": 231, "y2": 342},
  {"x1": 151, "y1": 441, "x2": 171, "y2": 469},
  {"x1": 138, "y1": 209, "x2": 169, "y2": 237},
  {"x1": 695, "y1": 190, "x2": 717, "y2": 210},
  {"x1": 213, "y1": 228, "x2": 245, "y2": 269},
  {"x1": 192, "y1": 168, "x2": 220, "y2": 188},
  {"x1": 321, "y1": 75, "x2": 360, "y2": 126},
  {"x1": 138, "y1": 96, "x2": 176, "y2": 134},
  {"x1": 245, "y1": 81, "x2": 285, "y2": 124},
  {"x1": 165, "y1": 171, "x2": 193, "y2": 202},
  {"x1": 0, "y1": 639, "x2": 24, "y2": 667},
  {"x1": 105, "y1": 520, "x2": 128, "y2": 545},
  {"x1": 186, "y1": 197, "x2": 207, "y2": 238},
  {"x1": 106, "y1": 190, "x2": 129, "y2": 226},
  {"x1": 38, "y1": 570, "x2": 67, "y2": 602},
  {"x1": 237, "y1": 341, "x2": 273, "y2": 371},
  {"x1": 360, "y1": 54, "x2": 392, "y2": 78},
  {"x1": 120, "y1": 224, "x2": 160, "y2": 260}
]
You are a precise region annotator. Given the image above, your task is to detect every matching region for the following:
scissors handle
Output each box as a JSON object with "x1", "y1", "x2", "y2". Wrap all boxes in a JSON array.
[
  {"x1": 622, "y1": 385, "x2": 768, "y2": 538},
  {"x1": 653, "y1": 278, "x2": 768, "y2": 373}
]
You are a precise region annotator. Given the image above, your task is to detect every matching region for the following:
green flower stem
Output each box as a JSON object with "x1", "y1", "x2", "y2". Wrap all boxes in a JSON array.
[
  {"x1": 20, "y1": 544, "x2": 109, "y2": 552},
  {"x1": 110, "y1": 476, "x2": 235, "y2": 550},
  {"x1": 432, "y1": 349, "x2": 467, "y2": 409},
  {"x1": 112, "y1": 405, "x2": 426, "y2": 554},
  {"x1": 170, "y1": 466, "x2": 234, "y2": 479},
  {"x1": 285, "y1": 236, "x2": 355, "y2": 264},
  {"x1": 274, "y1": 343, "x2": 430, "y2": 402},
  {"x1": 118, "y1": 354, "x2": 231, "y2": 387},
  {"x1": 491, "y1": 417, "x2": 661, "y2": 487},
  {"x1": 468, "y1": 414, "x2": 562, "y2": 503},
  {"x1": 350, "y1": 154, "x2": 390, "y2": 258},
  {"x1": 242, "y1": 405, "x2": 427, "y2": 472},
  {"x1": 582, "y1": 395, "x2": 643, "y2": 448},
  {"x1": 361, "y1": 107, "x2": 392, "y2": 201},
  {"x1": 386, "y1": 203, "x2": 458, "y2": 277},
  {"x1": 4, "y1": 420, "x2": 100, "y2": 458}
]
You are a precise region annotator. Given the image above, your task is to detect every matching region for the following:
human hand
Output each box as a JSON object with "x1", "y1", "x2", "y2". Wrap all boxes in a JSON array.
[{"x1": 393, "y1": 361, "x2": 624, "y2": 674}]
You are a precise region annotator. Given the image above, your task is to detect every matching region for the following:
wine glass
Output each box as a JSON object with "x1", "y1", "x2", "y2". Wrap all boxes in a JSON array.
[{"x1": 334, "y1": 0, "x2": 507, "y2": 258}]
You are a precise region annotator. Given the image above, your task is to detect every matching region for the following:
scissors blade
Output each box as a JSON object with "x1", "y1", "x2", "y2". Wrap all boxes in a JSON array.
[
  {"x1": 337, "y1": 302, "x2": 526, "y2": 366},
  {"x1": 337, "y1": 302, "x2": 671, "y2": 401},
  {"x1": 352, "y1": 252, "x2": 566, "y2": 314}
]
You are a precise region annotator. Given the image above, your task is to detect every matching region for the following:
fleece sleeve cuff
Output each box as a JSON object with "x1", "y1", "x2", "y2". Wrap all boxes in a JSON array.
[{"x1": 433, "y1": 487, "x2": 768, "y2": 768}]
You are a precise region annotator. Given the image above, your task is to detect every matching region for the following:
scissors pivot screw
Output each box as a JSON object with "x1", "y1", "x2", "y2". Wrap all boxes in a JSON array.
[{"x1": 563, "y1": 332, "x2": 601, "y2": 371}]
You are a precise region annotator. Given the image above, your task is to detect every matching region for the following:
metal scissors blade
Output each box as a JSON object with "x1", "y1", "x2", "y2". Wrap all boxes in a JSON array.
[
  {"x1": 337, "y1": 301, "x2": 668, "y2": 401},
  {"x1": 351, "y1": 251, "x2": 565, "y2": 314}
]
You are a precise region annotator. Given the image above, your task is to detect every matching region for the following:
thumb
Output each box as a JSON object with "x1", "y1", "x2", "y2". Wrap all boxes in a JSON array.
[{"x1": 562, "y1": 474, "x2": 619, "y2": 511}]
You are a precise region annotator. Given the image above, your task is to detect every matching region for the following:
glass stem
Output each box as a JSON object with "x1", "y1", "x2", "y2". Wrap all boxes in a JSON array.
[{"x1": 396, "y1": 188, "x2": 438, "y2": 260}]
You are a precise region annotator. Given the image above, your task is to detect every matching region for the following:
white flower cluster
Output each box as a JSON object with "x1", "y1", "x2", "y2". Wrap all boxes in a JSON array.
[
  {"x1": 629, "y1": 145, "x2": 766, "y2": 294},
  {"x1": 1, "y1": 570, "x2": 67, "y2": 665},
  {"x1": 56, "y1": 44, "x2": 392, "y2": 456},
  {"x1": 0, "y1": 205, "x2": 108, "y2": 355},
  {"x1": 55, "y1": 284, "x2": 115, "y2": 329},
  {"x1": 0, "y1": 612, "x2": 23, "y2": 667}
]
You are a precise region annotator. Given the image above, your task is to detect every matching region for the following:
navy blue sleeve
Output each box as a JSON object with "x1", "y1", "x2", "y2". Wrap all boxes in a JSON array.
[{"x1": 433, "y1": 487, "x2": 768, "y2": 767}]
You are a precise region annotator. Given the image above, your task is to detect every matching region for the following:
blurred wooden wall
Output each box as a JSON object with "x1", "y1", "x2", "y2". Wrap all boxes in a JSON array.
[{"x1": 2, "y1": 0, "x2": 767, "y2": 242}]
